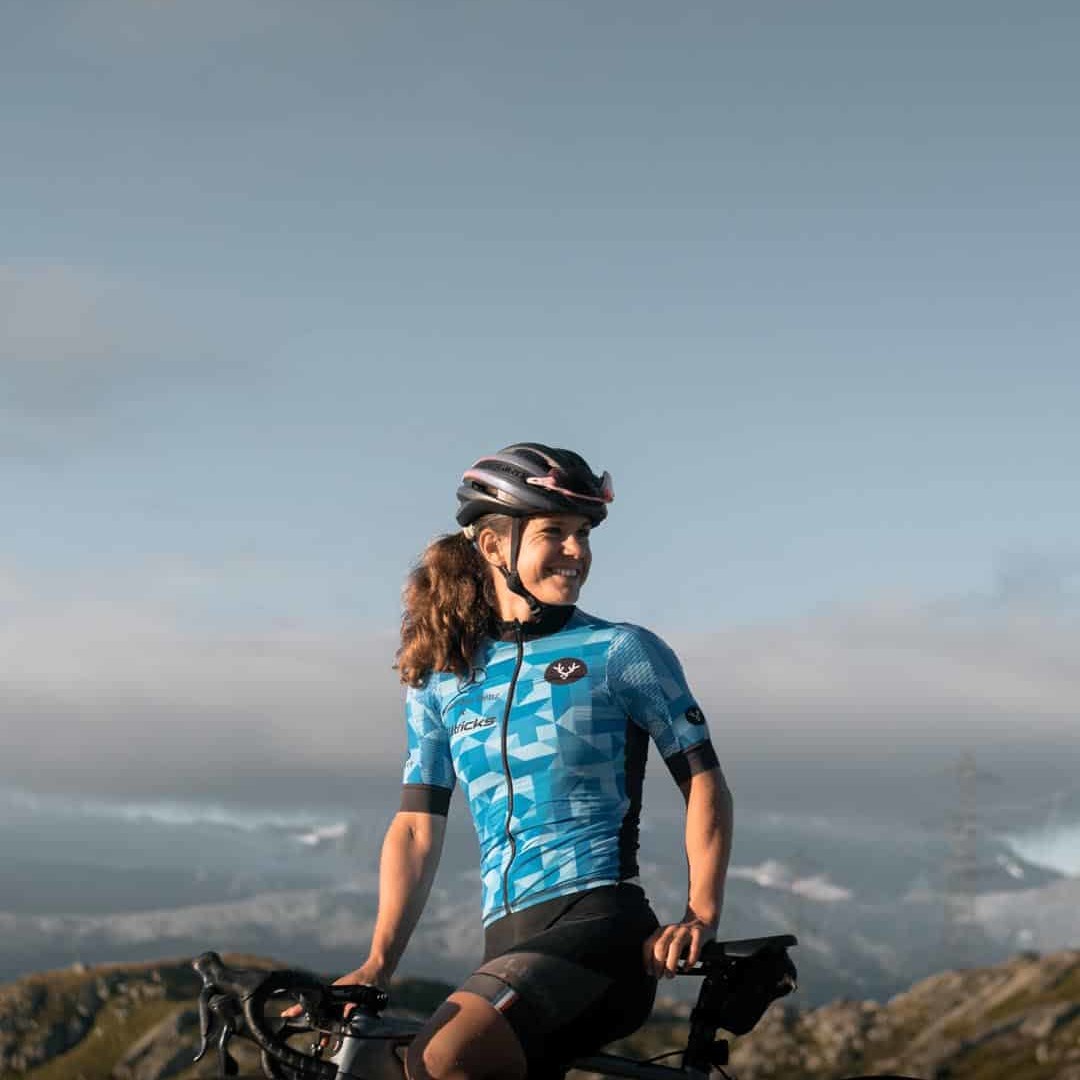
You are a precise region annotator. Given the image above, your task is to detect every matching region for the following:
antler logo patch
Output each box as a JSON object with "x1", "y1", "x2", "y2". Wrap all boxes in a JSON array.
[{"x1": 544, "y1": 657, "x2": 588, "y2": 685}]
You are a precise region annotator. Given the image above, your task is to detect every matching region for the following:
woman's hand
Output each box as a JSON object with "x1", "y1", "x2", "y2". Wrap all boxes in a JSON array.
[
  {"x1": 281, "y1": 959, "x2": 389, "y2": 1019},
  {"x1": 331, "y1": 959, "x2": 391, "y2": 997},
  {"x1": 643, "y1": 915, "x2": 716, "y2": 979}
]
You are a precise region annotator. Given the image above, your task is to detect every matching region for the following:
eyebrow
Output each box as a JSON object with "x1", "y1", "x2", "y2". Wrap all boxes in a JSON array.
[{"x1": 534, "y1": 517, "x2": 590, "y2": 529}]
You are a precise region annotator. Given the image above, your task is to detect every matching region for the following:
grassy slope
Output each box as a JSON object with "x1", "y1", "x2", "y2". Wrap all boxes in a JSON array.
[{"x1": 5, "y1": 951, "x2": 1080, "y2": 1080}]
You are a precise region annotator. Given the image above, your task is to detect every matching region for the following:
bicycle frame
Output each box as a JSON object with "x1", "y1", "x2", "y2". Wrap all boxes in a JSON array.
[
  {"x1": 568, "y1": 1053, "x2": 708, "y2": 1079},
  {"x1": 323, "y1": 1017, "x2": 711, "y2": 1080},
  {"x1": 194, "y1": 937, "x2": 798, "y2": 1080}
]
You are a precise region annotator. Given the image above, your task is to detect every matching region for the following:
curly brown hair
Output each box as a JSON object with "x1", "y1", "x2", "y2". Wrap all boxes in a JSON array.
[{"x1": 395, "y1": 515, "x2": 510, "y2": 687}]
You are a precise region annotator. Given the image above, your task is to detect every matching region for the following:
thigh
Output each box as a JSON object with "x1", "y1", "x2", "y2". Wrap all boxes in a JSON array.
[
  {"x1": 465, "y1": 952, "x2": 656, "y2": 1077},
  {"x1": 405, "y1": 990, "x2": 527, "y2": 1080},
  {"x1": 462, "y1": 887, "x2": 661, "y2": 1076}
]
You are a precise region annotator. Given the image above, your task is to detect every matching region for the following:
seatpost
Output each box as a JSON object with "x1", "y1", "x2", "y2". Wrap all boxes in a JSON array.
[{"x1": 683, "y1": 971, "x2": 729, "y2": 1075}]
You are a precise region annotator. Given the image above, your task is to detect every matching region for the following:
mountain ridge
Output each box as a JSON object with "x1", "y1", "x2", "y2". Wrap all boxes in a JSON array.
[{"x1": 3, "y1": 949, "x2": 1079, "y2": 1079}]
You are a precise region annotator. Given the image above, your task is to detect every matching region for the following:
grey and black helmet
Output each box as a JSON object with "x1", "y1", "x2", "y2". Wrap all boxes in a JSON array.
[{"x1": 456, "y1": 443, "x2": 613, "y2": 529}]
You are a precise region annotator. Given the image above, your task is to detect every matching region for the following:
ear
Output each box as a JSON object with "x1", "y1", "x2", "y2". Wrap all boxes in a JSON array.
[{"x1": 475, "y1": 527, "x2": 506, "y2": 568}]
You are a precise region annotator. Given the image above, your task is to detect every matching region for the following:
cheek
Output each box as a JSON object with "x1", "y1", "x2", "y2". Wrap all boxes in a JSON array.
[{"x1": 518, "y1": 550, "x2": 548, "y2": 585}]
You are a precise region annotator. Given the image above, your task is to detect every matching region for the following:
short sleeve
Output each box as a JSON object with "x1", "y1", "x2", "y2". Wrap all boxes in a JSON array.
[
  {"x1": 400, "y1": 682, "x2": 456, "y2": 815},
  {"x1": 607, "y1": 624, "x2": 718, "y2": 785}
]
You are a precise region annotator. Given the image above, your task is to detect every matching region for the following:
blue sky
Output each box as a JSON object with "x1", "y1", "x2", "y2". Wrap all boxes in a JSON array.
[{"x1": 2, "y1": 2, "x2": 1078, "y2": 809}]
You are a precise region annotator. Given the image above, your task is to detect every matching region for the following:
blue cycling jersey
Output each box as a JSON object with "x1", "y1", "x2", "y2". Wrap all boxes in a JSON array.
[{"x1": 401, "y1": 608, "x2": 718, "y2": 926}]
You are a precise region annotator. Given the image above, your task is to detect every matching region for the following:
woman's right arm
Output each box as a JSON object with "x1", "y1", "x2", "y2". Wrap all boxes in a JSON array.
[{"x1": 336, "y1": 809, "x2": 447, "y2": 988}]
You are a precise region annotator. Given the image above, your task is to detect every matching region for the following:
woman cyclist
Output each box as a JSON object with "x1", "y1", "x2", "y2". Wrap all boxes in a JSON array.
[{"x1": 337, "y1": 443, "x2": 733, "y2": 1080}]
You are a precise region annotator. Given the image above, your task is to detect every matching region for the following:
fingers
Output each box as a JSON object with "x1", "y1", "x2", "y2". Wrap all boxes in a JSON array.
[
  {"x1": 645, "y1": 923, "x2": 700, "y2": 979},
  {"x1": 684, "y1": 924, "x2": 706, "y2": 969}
]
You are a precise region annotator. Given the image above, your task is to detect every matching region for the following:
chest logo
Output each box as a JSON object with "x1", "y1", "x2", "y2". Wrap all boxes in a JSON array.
[
  {"x1": 451, "y1": 716, "x2": 497, "y2": 737},
  {"x1": 544, "y1": 657, "x2": 588, "y2": 685}
]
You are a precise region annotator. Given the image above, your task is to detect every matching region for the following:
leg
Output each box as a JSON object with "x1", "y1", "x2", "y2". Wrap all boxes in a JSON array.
[{"x1": 405, "y1": 990, "x2": 527, "y2": 1080}]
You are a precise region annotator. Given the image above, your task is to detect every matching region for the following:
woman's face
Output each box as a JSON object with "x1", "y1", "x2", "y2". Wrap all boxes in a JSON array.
[{"x1": 510, "y1": 514, "x2": 593, "y2": 606}]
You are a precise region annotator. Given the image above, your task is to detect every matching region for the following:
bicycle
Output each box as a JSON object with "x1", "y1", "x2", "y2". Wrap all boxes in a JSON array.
[{"x1": 192, "y1": 934, "x2": 923, "y2": 1080}]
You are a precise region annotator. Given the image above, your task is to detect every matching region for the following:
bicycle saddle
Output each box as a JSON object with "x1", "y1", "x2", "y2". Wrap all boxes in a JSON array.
[{"x1": 704, "y1": 933, "x2": 797, "y2": 960}]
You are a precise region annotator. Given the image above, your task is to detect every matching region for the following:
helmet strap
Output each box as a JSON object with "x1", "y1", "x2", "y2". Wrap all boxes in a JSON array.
[{"x1": 499, "y1": 517, "x2": 545, "y2": 620}]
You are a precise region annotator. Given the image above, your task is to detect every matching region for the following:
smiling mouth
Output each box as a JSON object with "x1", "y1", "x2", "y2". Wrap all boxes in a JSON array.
[{"x1": 548, "y1": 568, "x2": 581, "y2": 579}]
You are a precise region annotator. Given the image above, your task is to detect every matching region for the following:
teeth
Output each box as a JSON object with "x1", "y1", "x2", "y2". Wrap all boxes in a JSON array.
[{"x1": 553, "y1": 569, "x2": 579, "y2": 578}]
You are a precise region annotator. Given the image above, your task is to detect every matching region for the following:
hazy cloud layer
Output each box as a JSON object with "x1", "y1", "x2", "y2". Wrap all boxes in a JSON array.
[
  {"x1": 679, "y1": 594, "x2": 1079, "y2": 738},
  {"x1": 1, "y1": 560, "x2": 402, "y2": 800},
  {"x1": 1, "y1": 264, "x2": 124, "y2": 373},
  {"x1": 1, "y1": 262, "x2": 160, "y2": 452},
  {"x1": 0, "y1": 262, "x2": 250, "y2": 457},
  {"x1": 3, "y1": 557, "x2": 1077, "y2": 807}
]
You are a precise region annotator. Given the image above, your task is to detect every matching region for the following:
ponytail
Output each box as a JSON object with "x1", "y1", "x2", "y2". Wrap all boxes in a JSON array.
[{"x1": 396, "y1": 519, "x2": 507, "y2": 686}]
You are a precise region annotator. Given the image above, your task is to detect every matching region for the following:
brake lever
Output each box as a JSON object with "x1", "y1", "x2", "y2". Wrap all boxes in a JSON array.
[
  {"x1": 217, "y1": 1015, "x2": 239, "y2": 1077},
  {"x1": 194, "y1": 992, "x2": 229, "y2": 1063},
  {"x1": 195, "y1": 991, "x2": 214, "y2": 1063},
  {"x1": 194, "y1": 988, "x2": 243, "y2": 1077}
]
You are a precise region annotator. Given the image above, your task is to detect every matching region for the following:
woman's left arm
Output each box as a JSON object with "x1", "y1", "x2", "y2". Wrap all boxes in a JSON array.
[{"x1": 644, "y1": 766, "x2": 733, "y2": 979}]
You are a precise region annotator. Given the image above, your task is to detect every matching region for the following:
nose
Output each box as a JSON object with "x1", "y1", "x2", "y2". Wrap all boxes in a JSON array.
[{"x1": 563, "y1": 534, "x2": 587, "y2": 559}]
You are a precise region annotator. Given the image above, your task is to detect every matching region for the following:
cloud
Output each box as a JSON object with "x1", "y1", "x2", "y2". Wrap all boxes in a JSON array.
[
  {"x1": 0, "y1": 261, "x2": 243, "y2": 457},
  {"x1": 0, "y1": 262, "x2": 169, "y2": 456},
  {"x1": 689, "y1": 605, "x2": 1076, "y2": 719},
  {"x1": 3, "y1": 557, "x2": 1078, "y2": 807},
  {"x1": 672, "y1": 551, "x2": 1079, "y2": 732},
  {"x1": 0, "y1": 561, "x2": 404, "y2": 803},
  {"x1": 675, "y1": 588, "x2": 1079, "y2": 755},
  {"x1": 988, "y1": 551, "x2": 1080, "y2": 613},
  {"x1": 0, "y1": 263, "x2": 130, "y2": 396}
]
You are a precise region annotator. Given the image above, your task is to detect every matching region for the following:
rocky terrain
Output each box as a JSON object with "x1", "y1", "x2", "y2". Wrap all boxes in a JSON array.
[{"x1": 1, "y1": 949, "x2": 1078, "y2": 1080}]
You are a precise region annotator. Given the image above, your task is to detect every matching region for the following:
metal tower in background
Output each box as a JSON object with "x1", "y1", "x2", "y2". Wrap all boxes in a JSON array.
[
  {"x1": 942, "y1": 753, "x2": 979, "y2": 965},
  {"x1": 940, "y1": 752, "x2": 1001, "y2": 967}
]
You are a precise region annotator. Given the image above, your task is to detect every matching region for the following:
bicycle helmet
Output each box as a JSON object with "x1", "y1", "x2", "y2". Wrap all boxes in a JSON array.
[
  {"x1": 456, "y1": 443, "x2": 614, "y2": 619},
  {"x1": 456, "y1": 443, "x2": 613, "y2": 528}
]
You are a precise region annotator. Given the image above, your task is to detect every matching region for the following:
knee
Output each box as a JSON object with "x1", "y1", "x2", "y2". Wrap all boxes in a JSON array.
[
  {"x1": 404, "y1": 1027, "x2": 517, "y2": 1080},
  {"x1": 403, "y1": 1038, "x2": 453, "y2": 1080},
  {"x1": 404, "y1": 993, "x2": 526, "y2": 1080}
]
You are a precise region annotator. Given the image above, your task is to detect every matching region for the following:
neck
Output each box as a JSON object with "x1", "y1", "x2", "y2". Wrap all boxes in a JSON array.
[
  {"x1": 495, "y1": 593, "x2": 538, "y2": 623},
  {"x1": 496, "y1": 603, "x2": 576, "y2": 641},
  {"x1": 490, "y1": 571, "x2": 540, "y2": 623},
  {"x1": 488, "y1": 570, "x2": 576, "y2": 635}
]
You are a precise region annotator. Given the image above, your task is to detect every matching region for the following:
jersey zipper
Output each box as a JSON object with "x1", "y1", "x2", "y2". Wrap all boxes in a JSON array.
[{"x1": 499, "y1": 620, "x2": 525, "y2": 918}]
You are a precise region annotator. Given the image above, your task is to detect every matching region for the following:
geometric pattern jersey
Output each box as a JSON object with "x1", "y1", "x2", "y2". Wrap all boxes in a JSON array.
[{"x1": 400, "y1": 608, "x2": 718, "y2": 926}]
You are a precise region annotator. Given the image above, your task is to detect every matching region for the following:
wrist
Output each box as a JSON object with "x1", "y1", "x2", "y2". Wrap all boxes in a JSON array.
[
  {"x1": 364, "y1": 950, "x2": 393, "y2": 979},
  {"x1": 684, "y1": 904, "x2": 719, "y2": 930}
]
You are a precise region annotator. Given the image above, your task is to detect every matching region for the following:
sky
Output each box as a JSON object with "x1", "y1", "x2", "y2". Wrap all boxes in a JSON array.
[{"x1": 2, "y1": 2, "x2": 1079, "y2": 822}]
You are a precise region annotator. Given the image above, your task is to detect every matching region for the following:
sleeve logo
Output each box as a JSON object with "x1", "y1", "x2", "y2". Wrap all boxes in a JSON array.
[
  {"x1": 544, "y1": 657, "x2": 589, "y2": 684},
  {"x1": 685, "y1": 706, "x2": 706, "y2": 726}
]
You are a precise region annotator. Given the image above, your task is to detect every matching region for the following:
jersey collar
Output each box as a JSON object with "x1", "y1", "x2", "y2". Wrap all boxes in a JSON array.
[{"x1": 495, "y1": 605, "x2": 576, "y2": 642}]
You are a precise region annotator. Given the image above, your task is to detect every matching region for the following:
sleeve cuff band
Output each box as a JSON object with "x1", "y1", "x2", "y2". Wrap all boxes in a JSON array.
[
  {"x1": 664, "y1": 741, "x2": 719, "y2": 785},
  {"x1": 400, "y1": 783, "x2": 452, "y2": 816}
]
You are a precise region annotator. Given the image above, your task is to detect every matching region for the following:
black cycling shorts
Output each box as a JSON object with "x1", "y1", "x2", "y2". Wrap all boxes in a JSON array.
[{"x1": 460, "y1": 883, "x2": 660, "y2": 1079}]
